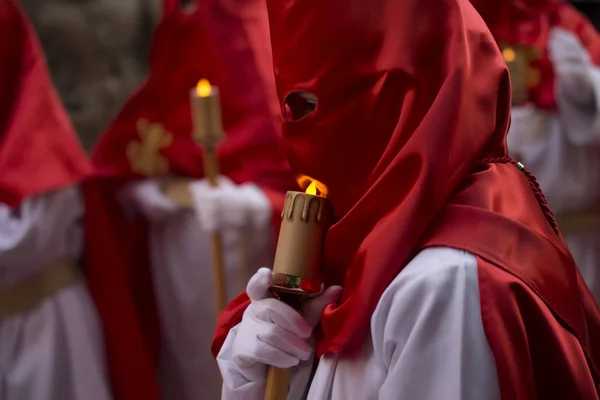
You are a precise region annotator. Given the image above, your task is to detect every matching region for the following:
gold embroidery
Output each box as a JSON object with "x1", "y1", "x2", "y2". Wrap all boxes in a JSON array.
[
  {"x1": 500, "y1": 43, "x2": 540, "y2": 105},
  {"x1": 126, "y1": 119, "x2": 173, "y2": 177}
]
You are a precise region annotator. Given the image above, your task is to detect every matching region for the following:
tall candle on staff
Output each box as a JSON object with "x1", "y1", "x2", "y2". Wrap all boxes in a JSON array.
[
  {"x1": 189, "y1": 79, "x2": 227, "y2": 311},
  {"x1": 265, "y1": 177, "x2": 331, "y2": 400}
]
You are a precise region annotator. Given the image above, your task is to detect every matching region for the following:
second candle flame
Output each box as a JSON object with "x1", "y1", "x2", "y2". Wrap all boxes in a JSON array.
[{"x1": 196, "y1": 79, "x2": 212, "y2": 97}]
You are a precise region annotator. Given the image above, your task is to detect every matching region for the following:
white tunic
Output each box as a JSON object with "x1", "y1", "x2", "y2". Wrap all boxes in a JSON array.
[
  {"x1": 136, "y1": 185, "x2": 274, "y2": 400},
  {"x1": 0, "y1": 187, "x2": 111, "y2": 400},
  {"x1": 507, "y1": 67, "x2": 600, "y2": 301},
  {"x1": 217, "y1": 247, "x2": 501, "y2": 400}
]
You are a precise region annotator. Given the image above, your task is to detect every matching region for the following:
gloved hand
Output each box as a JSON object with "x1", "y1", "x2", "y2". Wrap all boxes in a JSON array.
[
  {"x1": 120, "y1": 179, "x2": 180, "y2": 222},
  {"x1": 189, "y1": 176, "x2": 271, "y2": 233},
  {"x1": 507, "y1": 104, "x2": 548, "y2": 157},
  {"x1": 231, "y1": 268, "x2": 343, "y2": 371},
  {"x1": 548, "y1": 27, "x2": 595, "y2": 106}
]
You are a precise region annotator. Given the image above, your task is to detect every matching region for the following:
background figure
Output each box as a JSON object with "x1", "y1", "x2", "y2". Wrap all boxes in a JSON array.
[
  {"x1": 85, "y1": 0, "x2": 296, "y2": 399},
  {"x1": 18, "y1": 0, "x2": 159, "y2": 151},
  {"x1": 471, "y1": 0, "x2": 600, "y2": 301},
  {"x1": 0, "y1": 1, "x2": 110, "y2": 399}
]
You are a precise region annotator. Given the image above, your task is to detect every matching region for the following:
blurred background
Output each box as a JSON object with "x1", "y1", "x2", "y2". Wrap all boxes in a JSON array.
[
  {"x1": 18, "y1": 0, "x2": 161, "y2": 151},
  {"x1": 17, "y1": 1, "x2": 600, "y2": 152}
]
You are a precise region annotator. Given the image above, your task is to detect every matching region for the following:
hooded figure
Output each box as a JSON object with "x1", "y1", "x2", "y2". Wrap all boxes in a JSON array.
[
  {"x1": 212, "y1": 0, "x2": 600, "y2": 398},
  {"x1": 0, "y1": 1, "x2": 111, "y2": 399},
  {"x1": 85, "y1": 0, "x2": 296, "y2": 399},
  {"x1": 470, "y1": 0, "x2": 600, "y2": 302}
]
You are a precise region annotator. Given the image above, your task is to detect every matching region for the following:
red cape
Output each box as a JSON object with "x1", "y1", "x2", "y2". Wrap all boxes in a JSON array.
[
  {"x1": 0, "y1": 0, "x2": 91, "y2": 207},
  {"x1": 84, "y1": 1, "x2": 296, "y2": 399},
  {"x1": 470, "y1": 0, "x2": 600, "y2": 109},
  {"x1": 212, "y1": 0, "x2": 600, "y2": 397}
]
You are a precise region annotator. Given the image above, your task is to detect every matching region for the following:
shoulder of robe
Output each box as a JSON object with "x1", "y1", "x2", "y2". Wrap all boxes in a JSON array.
[
  {"x1": 382, "y1": 247, "x2": 478, "y2": 302},
  {"x1": 372, "y1": 247, "x2": 479, "y2": 336}
]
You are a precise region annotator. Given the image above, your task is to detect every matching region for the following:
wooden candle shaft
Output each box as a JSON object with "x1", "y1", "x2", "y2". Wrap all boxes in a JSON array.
[
  {"x1": 203, "y1": 147, "x2": 227, "y2": 312},
  {"x1": 211, "y1": 234, "x2": 226, "y2": 311},
  {"x1": 265, "y1": 366, "x2": 291, "y2": 400}
]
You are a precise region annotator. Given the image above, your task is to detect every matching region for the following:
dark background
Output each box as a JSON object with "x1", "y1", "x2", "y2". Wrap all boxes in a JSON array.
[{"x1": 573, "y1": 3, "x2": 600, "y2": 29}]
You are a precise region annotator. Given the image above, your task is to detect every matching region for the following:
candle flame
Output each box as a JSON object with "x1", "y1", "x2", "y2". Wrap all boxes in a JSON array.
[
  {"x1": 306, "y1": 181, "x2": 318, "y2": 195},
  {"x1": 502, "y1": 47, "x2": 516, "y2": 63},
  {"x1": 196, "y1": 79, "x2": 212, "y2": 97},
  {"x1": 297, "y1": 175, "x2": 328, "y2": 198}
]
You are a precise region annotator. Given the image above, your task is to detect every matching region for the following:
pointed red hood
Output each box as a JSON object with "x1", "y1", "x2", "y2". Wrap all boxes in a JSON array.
[{"x1": 0, "y1": 0, "x2": 91, "y2": 207}]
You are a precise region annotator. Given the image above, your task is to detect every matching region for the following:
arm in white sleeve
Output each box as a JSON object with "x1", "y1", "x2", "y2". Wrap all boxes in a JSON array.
[
  {"x1": 372, "y1": 247, "x2": 500, "y2": 400},
  {"x1": 218, "y1": 325, "x2": 269, "y2": 400},
  {"x1": 556, "y1": 65, "x2": 600, "y2": 146},
  {"x1": 548, "y1": 28, "x2": 600, "y2": 145},
  {"x1": 0, "y1": 187, "x2": 82, "y2": 268},
  {"x1": 119, "y1": 179, "x2": 182, "y2": 223}
]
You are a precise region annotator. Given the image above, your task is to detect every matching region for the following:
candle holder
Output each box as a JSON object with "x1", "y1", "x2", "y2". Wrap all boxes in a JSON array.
[
  {"x1": 191, "y1": 79, "x2": 227, "y2": 312},
  {"x1": 265, "y1": 180, "x2": 331, "y2": 400},
  {"x1": 270, "y1": 191, "x2": 330, "y2": 304},
  {"x1": 190, "y1": 79, "x2": 225, "y2": 148},
  {"x1": 500, "y1": 43, "x2": 540, "y2": 106}
]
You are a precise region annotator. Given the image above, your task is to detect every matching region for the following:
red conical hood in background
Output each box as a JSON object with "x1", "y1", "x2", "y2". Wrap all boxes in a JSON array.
[{"x1": 0, "y1": 0, "x2": 91, "y2": 207}]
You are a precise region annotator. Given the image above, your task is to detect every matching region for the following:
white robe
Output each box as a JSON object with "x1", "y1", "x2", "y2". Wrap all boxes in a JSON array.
[
  {"x1": 217, "y1": 247, "x2": 501, "y2": 400},
  {"x1": 507, "y1": 66, "x2": 600, "y2": 301},
  {"x1": 143, "y1": 188, "x2": 274, "y2": 400},
  {"x1": 0, "y1": 187, "x2": 111, "y2": 400}
]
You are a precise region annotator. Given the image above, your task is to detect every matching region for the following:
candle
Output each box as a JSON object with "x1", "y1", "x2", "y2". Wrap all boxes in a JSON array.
[
  {"x1": 189, "y1": 78, "x2": 227, "y2": 311},
  {"x1": 265, "y1": 177, "x2": 331, "y2": 400},
  {"x1": 162, "y1": 79, "x2": 227, "y2": 207},
  {"x1": 270, "y1": 178, "x2": 331, "y2": 301},
  {"x1": 190, "y1": 79, "x2": 225, "y2": 148}
]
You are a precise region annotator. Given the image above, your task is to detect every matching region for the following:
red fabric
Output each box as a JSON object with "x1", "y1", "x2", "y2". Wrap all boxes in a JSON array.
[
  {"x1": 470, "y1": 0, "x2": 600, "y2": 109},
  {"x1": 212, "y1": 0, "x2": 600, "y2": 395},
  {"x1": 83, "y1": 180, "x2": 161, "y2": 400},
  {"x1": 421, "y1": 162, "x2": 600, "y2": 397},
  {"x1": 92, "y1": 0, "x2": 291, "y2": 188},
  {"x1": 0, "y1": 0, "x2": 91, "y2": 207},
  {"x1": 86, "y1": 1, "x2": 295, "y2": 399}
]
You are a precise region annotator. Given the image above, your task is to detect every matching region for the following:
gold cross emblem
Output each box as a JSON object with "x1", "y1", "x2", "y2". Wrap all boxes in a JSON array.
[
  {"x1": 500, "y1": 43, "x2": 541, "y2": 105},
  {"x1": 126, "y1": 119, "x2": 173, "y2": 177}
]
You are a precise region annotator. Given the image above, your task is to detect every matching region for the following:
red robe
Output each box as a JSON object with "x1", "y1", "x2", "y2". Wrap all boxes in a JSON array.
[
  {"x1": 212, "y1": 0, "x2": 600, "y2": 397},
  {"x1": 84, "y1": 0, "x2": 296, "y2": 399}
]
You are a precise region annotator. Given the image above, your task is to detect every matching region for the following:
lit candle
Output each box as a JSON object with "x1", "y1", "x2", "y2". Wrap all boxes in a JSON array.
[
  {"x1": 270, "y1": 180, "x2": 331, "y2": 301},
  {"x1": 189, "y1": 78, "x2": 227, "y2": 311},
  {"x1": 190, "y1": 79, "x2": 225, "y2": 151}
]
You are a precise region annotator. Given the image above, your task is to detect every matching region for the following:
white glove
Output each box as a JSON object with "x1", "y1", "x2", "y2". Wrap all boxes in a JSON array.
[
  {"x1": 507, "y1": 104, "x2": 548, "y2": 157},
  {"x1": 190, "y1": 176, "x2": 271, "y2": 233},
  {"x1": 119, "y1": 179, "x2": 180, "y2": 222},
  {"x1": 232, "y1": 268, "x2": 342, "y2": 372},
  {"x1": 548, "y1": 27, "x2": 595, "y2": 106}
]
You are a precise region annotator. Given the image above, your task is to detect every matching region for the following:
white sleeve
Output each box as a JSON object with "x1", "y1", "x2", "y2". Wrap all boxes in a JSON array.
[
  {"x1": 218, "y1": 325, "x2": 269, "y2": 399},
  {"x1": 371, "y1": 247, "x2": 500, "y2": 400},
  {"x1": 557, "y1": 65, "x2": 600, "y2": 146},
  {"x1": 0, "y1": 187, "x2": 83, "y2": 268},
  {"x1": 119, "y1": 179, "x2": 181, "y2": 222}
]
